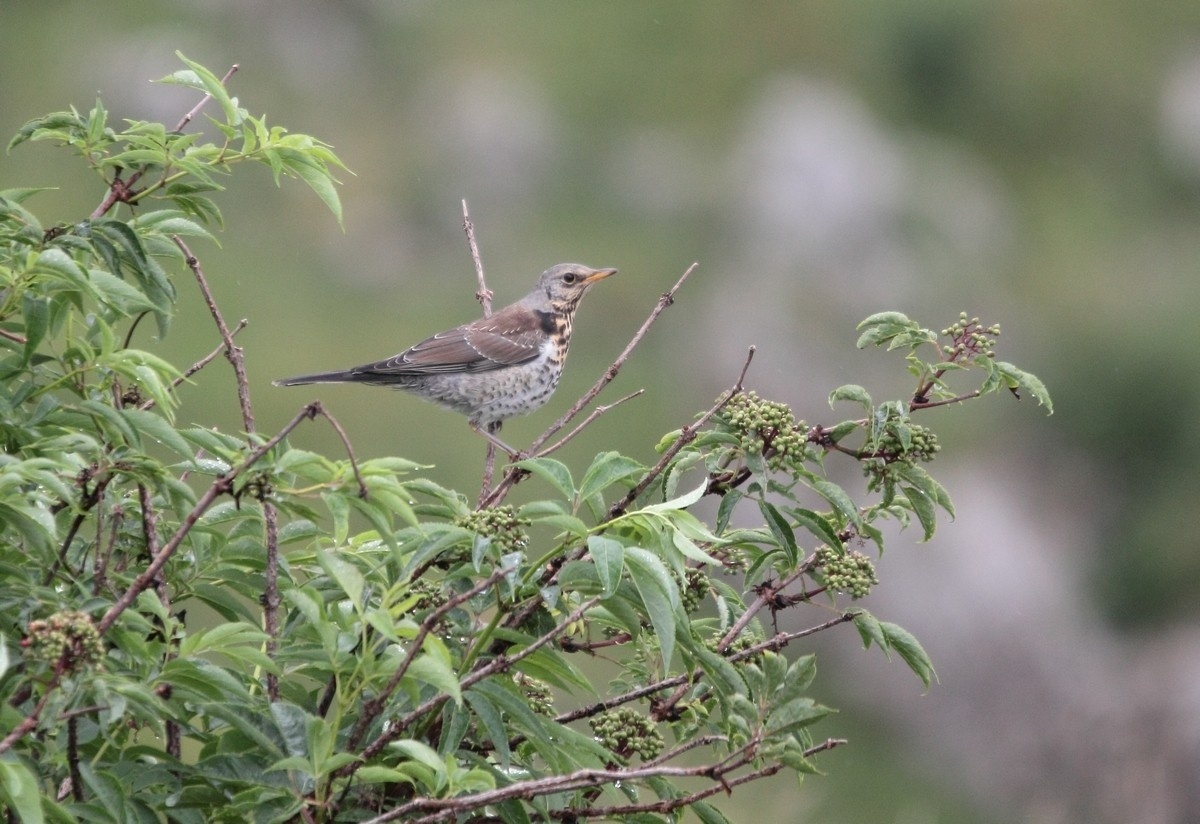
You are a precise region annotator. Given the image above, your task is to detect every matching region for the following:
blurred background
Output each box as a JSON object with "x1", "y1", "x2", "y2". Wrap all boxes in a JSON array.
[{"x1": 3, "y1": 2, "x2": 1199, "y2": 821}]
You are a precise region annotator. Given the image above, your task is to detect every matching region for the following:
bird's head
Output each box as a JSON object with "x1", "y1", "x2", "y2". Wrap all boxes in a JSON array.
[{"x1": 534, "y1": 263, "x2": 618, "y2": 313}]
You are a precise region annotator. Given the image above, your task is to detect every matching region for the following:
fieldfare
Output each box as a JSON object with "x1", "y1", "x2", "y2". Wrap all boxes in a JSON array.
[{"x1": 275, "y1": 263, "x2": 617, "y2": 456}]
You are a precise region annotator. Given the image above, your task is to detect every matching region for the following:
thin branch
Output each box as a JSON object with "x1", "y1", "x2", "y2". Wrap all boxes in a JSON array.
[
  {"x1": 364, "y1": 732, "x2": 847, "y2": 824},
  {"x1": 546, "y1": 738, "x2": 847, "y2": 821},
  {"x1": 461, "y1": 199, "x2": 491, "y2": 316},
  {"x1": 460, "y1": 199, "x2": 500, "y2": 500},
  {"x1": 138, "y1": 320, "x2": 248, "y2": 412},
  {"x1": 536, "y1": 389, "x2": 645, "y2": 456},
  {"x1": 318, "y1": 405, "x2": 368, "y2": 498},
  {"x1": 0, "y1": 327, "x2": 27, "y2": 344},
  {"x1": 911, "y1": 389, "x2": 982, "y2": 410},
  {"x1": 174, "y1": 237, "x2": 255, "y2": 433},
  {"x1": 174, "y1": 64, "x2": 239, "y2": 132}
]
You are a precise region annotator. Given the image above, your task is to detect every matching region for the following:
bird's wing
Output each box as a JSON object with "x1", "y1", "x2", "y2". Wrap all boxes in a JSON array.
[{"x1": 353, "y1": 306, "x2": 547, "y2": 376}]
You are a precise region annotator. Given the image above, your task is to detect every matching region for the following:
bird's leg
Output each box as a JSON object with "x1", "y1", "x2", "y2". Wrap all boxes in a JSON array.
[{"x1": 470, "y1": 421, "x2": 521, "y2": 460}]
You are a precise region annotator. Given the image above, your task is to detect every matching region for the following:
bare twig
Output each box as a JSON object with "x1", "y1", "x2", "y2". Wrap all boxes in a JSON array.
[
  {"x1": 0, "y1": 327, "x2": 27, "y2": 344},
  {"x1": 537, "y1": 389, "x2": 645, "y2": 456},
  {"x1": 461, "y1": 199, "x2": 491, "y2": 316},
  {"x1": 461, "y1": 199, "x2": 501, "y2": 499},
  {"x1": 174, "y1": 64, "x2": 239, "y2": 133},
  {"x1": 138, "y1": 320, "x2": 248, "y2": 412}
]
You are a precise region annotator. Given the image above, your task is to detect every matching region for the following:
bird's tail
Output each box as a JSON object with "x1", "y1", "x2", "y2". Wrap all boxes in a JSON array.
[{"x1": 273, "y1": 370, "x2": 359, "y2": 387}]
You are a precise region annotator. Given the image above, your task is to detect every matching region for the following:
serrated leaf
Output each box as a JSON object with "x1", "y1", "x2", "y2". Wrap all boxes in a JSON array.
[
  {"x1": 406, "y1": 654, "x2": 463, "y2": 706},
  {"x1": 0, "y1": 759, "x2": 43, "y2": 824},
  {"x1": 587, "y1": 535, "x2": 624, "y2": 598},
  {"x1": 758, "y1": 499, "x2": 798, "y2": 565},
  {"x1": 899, "y1": 484, "x2": 937, "y2": 541},
  {"x1": 810, "y1": 478, "x2": 862, "y2": 528},
  {"x1": 993, "y1": 360, "x2": 1054, "y2": 414},
  {"x1": 577, "y1": 451, "x2": 643, "y2": 503},
  {"x1": 881, "y1": 621, "x2": 936, "y2": 687},
  {"x1": 786, "y1": 506, "x2": 843, "y2": 550},
  {"x1": 828, "y1": 384, "x2": 872, "y2": 412},
  {"x1": 624, "y1": 547, "x2": 680, "y2": 670},
  {"x1": 317, "y1": 547, "x2": 363, "y2": 605},
  {"x1": 641, "y1": 480, "x2": 706, "y2": 513},
  {"x1": 515, "y1": 457, "x2": 575, "y2": 499}
]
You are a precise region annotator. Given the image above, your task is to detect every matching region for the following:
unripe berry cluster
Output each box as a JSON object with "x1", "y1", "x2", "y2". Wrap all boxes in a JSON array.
[
  {"x1": 815, "y1": 546, "x2": 878, "y2": 599},
  {"x1": 718, "y1": 391, "x2": 809, "y2": 471},
  {"x1": 871, "y1": 423, "x2": 940, "y2": 465},
  {"x1": 23, "y1": 610, "x2": 104, "y2": 670},
  {"x1": 407, "y1": 578, "x2": 446, "y2": 613},
  {"x1": 590, "y1": 708, "x2": 664, "y2": 762},
  {"x1": 455, "y1": 505, "x2": 529, "y2": 553},
  {"x1": 942, "y1": 312, "x2": 1001, "y2": 360},
  {"x1": 679, "y1": 567, "x2": 711, "y2": 614},
  {"x1": 514, "y1": 673, "x2": 555, "y2": 717}
]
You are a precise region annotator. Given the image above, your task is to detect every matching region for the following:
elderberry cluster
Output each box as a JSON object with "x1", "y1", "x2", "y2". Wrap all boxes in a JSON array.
[
  {"x1": 590, "y1": 708, "x2": 664, "y2": 762},
  {"x1": 514, "y1": 673, "x2": 555, "y2": 718},
  {"x1": 406, "y1": 578, "x2": 446, "y2": 614},
  {"x1": 942, "y1": 312, "x2": 1001, "y2": 360},
  {"x1": 815, "y1": 546, "x2": 878, "y2": 599},
  {"x1": 455, "y1": 505, "x2": 529, "y2": 553},
  {"x1": 679, "y1": 567, "x2": 711, "y2": 614},
  {"x1": 718, "y1": 391, "x2": 809, "y2": 471},
  {"x1": 23, "y1": 610, "x2": 104, "y2": 671}
]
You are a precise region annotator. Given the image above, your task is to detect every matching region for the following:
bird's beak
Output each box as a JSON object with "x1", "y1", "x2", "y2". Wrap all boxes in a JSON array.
[{"x1": 583, "y1": 267, "x2": 618, "y2": 284}]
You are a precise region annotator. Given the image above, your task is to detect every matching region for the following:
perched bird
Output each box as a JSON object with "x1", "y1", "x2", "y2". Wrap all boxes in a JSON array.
[{"x1": 275, "y1": 263, "x2": 617, "y2": 456}]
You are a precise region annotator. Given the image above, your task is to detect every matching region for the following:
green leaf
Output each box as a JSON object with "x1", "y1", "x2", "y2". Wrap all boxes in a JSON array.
[
  {"x1": 587, "y1": 535, "x2": 624, "y2": 598},
  {"x1": 464, "y1": 689, "x2": 512, "y2": 768},
  {"x1": 766, "y1": 697, "x2": 831, "y2": 734},
  {"x1": 624, "y1": 547, "x2": 680, "y2": 671},
  {"x1": 810, "y1": 478, "x2": 862, "y2": 529},
  {"x1": 577, "y1": 451, "x2": 643, "y2": 503},
  {"x1": 317, "y1": 547, "x2": 364, "y2": 606},
  {"x1": 388, "y1": 740, "x2": 447, "y2": 793},
  {"x1": 900, "y1": 484, "x2": 938, "y2": 541},
  {"x1": 21, "y1": 294, "x2": 48, "y2": 365},
  {"x1": 407, "y1": 653, "x2": 463, "y2": 706},
  {"x1": 691, "y1": 802, "x2": 734, "y2": 824},
  {"x1": 881, "y1": 621, "x2": 936, "y2": 687},
  {"x1": 641, "y1": 480, "x2": 706, "y2": 513},
  {"x1": 993, "y1": 360, "x2": 1054, "y2": 413},
  {"x1": 121, "y1": 409, "x2": 192, "y2": 457},
  {"x1": 0, "y1": 758, "x2": 44, "y2": 824},
  {"x1": 515, "y1": 456, "x2": 575, "y2": 499},
  {"x1": 274, "y1": 147, "x2": 344, "y2": 226},
  {"x1": 758, "y1": 499, "x2": 798, "y2": 565},
  {"x1": 785, "y1": 506, "x2": 843, "y2": 550},
  {"x1": 827, "y1": 384, "x2": 872, "y2": 412},
  {"x1": 173, "y1": 52, "x2": 239, "y2": 125},
  {"x1": 692, "y1": 646, "x2": 747, "y2": 698}
]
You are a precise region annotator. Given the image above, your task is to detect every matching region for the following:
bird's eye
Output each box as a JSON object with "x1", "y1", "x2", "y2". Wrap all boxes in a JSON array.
[{"x1": 562, "y1": 272, "x2": 577, "y2": 284}]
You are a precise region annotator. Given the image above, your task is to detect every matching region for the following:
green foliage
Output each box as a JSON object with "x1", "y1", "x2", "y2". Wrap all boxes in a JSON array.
[{"x1": 0, "y1": 57, "x2": 1050, "y2": 822}]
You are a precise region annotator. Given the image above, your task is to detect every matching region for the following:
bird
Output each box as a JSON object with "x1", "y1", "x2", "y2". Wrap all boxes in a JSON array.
[{"x1": 274, "y1": 263, "x2": 617, "y2": 457}]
